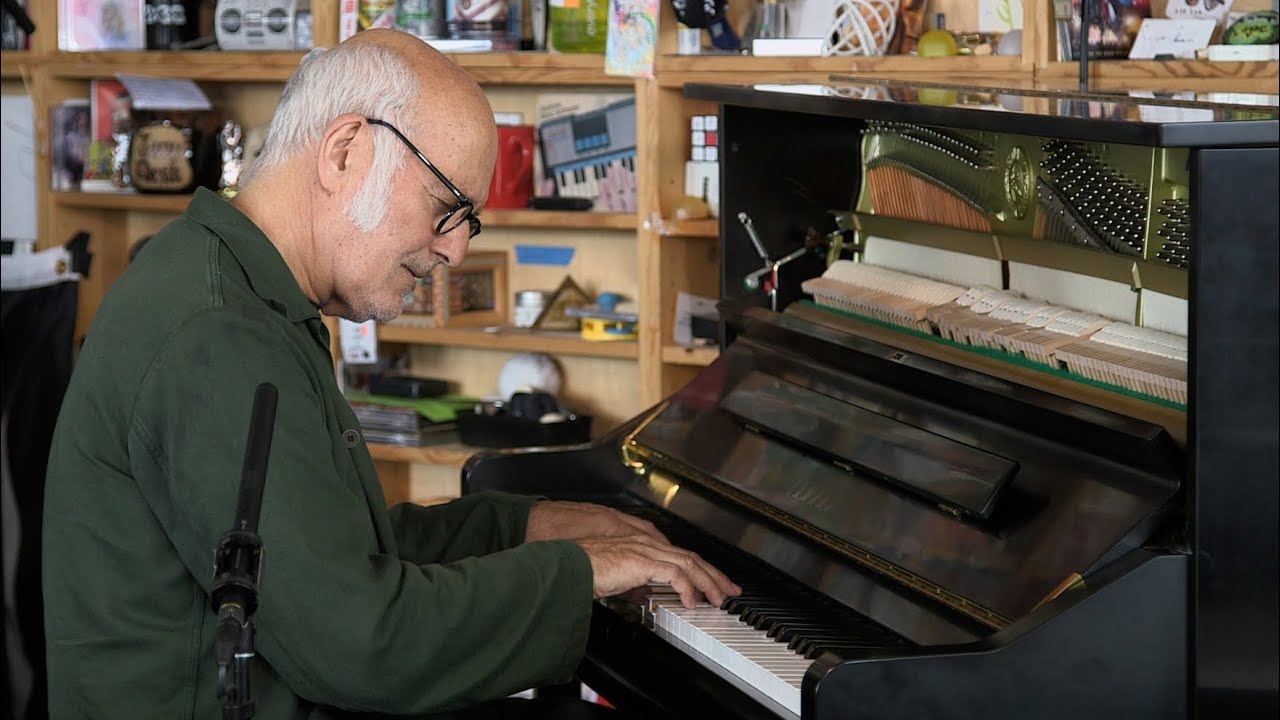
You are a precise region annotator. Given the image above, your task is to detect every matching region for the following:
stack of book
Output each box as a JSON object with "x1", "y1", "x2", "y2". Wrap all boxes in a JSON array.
[{"x1": 346, "y1": 394, "x2": 475, "y2": 447}]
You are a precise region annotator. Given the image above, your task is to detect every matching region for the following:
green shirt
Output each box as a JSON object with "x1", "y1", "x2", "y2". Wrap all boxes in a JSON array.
[{"x1": 43, "y1": 188, "x2": 593, "y2": 719}]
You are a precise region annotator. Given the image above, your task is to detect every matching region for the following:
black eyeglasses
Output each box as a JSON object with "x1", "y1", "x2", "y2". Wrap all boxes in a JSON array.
[{"x1": 366, "y1": 118, "x2": 482, "y2": 239}]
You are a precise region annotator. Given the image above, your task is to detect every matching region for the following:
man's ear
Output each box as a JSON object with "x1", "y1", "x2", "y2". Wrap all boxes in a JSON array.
[{"x1": 316, "y1": 113, "x2": 367, "y2": 195}]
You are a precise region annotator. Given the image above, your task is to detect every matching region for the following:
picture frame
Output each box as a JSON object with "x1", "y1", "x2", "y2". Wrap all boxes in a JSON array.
[
  {"x1": 532, "y1": 275, "x2": 591, "y2": 331},
  {"x1": 59, "y1": 0, "x2": 147, "y2": 51},
  {"x1": 401, "y1": 250, "x2": 508, "y2": 328}
]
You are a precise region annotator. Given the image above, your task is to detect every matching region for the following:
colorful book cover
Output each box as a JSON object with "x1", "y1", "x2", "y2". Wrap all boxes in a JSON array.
[
  {"x1": 83, "y1": 79, "x2": 131, "y2": 189},
  {"x1": 604, "y1": 0, "x2": 658, "y2": 78},
  {"x1": 1066, "y1": 0, "x2": 1151, "y2": 59},
  {"x1": 51, "y1": 99, "x2": 91, "y2": 191}
]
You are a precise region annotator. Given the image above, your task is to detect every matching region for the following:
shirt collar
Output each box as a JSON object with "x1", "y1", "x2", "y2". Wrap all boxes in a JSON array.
[{"x1": 184, "y1": 187, "x2": 319, "y2": 324}]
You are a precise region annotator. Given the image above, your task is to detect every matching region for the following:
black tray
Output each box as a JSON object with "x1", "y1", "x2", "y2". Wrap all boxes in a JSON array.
[{"x1": 456, "y1": 410, "x2": 593, "y2": 448}]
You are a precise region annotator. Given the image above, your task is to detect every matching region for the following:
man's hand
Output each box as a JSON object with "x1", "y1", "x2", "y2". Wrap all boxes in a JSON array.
[
  {"x1": 525, "y1": 500, "x2": 667, "y2": 544},
  {"x1": 576, "y1": 534, "x2": 742, "y2": 609}
]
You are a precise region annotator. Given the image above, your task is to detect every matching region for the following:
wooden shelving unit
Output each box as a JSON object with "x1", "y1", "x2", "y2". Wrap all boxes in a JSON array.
[
  {"x1": 377, "y1": 323, "x2": 639, "y2": 359},
  {"x1": 22, "y1": 0, "x2": 1275, "y2": 486}
]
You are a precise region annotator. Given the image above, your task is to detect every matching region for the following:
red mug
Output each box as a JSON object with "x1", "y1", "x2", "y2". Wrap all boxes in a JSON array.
[{"x1": 487, "y1": 125, "x2": 535, "y2": 209}]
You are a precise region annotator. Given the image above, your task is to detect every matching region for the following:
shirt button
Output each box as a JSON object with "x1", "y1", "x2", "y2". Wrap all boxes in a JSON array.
[{"x1": 342, "y1": 429, "x2": 361, "y2": 448}]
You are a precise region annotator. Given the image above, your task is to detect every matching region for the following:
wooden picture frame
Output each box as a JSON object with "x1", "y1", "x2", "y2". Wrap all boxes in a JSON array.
[
  {"x1": 533, "y1": 275, "x2": 591, "y2": 331},
  {"x1": 401, "y1": 250, "x2": 508, "y2": 328}
]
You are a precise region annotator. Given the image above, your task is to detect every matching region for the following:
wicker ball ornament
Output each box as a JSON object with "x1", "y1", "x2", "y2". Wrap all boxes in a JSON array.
[{"x1": 823, "y1": 0, "x2": 899, "y2": 56}]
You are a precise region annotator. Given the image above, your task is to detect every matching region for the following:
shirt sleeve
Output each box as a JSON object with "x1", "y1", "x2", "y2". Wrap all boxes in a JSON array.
[
  {"x1": 127, "y1": 308, "x2": 593, "y2": 714},
  {"x1": 387, "y1": 493, "x2": 538, "y2": 566}
]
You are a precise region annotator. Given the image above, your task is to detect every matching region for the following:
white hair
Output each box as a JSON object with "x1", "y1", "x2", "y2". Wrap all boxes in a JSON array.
[{"x1": 240, "y1": 43, "x2": 421, "y2": 231}]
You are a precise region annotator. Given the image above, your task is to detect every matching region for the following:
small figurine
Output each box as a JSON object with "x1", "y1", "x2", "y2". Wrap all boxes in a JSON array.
[{"x1": 218, "y1": 120, "x2": 244, "y2": 198}]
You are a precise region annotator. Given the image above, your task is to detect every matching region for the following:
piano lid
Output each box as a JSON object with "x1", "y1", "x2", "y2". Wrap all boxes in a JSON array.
[
  {"x1": 622, "y1": 306, "x2": 1182, "y2": 630},
  {"x1": 683, "y1": 78, "x2": 1279, "y2": 148}
]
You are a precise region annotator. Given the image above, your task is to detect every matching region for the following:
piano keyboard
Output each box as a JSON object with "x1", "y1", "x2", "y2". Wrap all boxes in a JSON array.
[
  {"x1": 614, "y1": 506, "x2": 914, "y2": 718},
  {"x1": 648, "y1": 596, "x2": 810, "y2": 718},
  {"x1": 552, "y1": 154, "x2": 636, "y2": 209}
]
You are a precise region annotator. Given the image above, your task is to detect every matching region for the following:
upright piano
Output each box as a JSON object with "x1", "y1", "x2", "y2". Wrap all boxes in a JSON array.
[{"x1": 465, "y1": 80, "x2": 1279, "y2": 719}]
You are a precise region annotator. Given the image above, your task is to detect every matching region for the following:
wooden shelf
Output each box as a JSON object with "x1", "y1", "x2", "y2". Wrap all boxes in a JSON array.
[
  {"x1": 657, "y1": 217, "x2": 718, "y2": 238},
  {"x1": 1038, "y1": 60, "x2": 1279, "y2": 93},
  {"x1": 656, "y1": 54, "x2": 1025, "y2": 88},
  {"x1": 54, "y1": 191, "x2": 191, "y2": 212},
  {"x1": 445, "y1": 52, "x2": 631, "y2": 86},
  {"x1": 53, "y1": 191, "x2": 637, "y2": 230},
  {"x1": 377, "y1": 323, "x2": 639, "y2": 359},
  {"x1": 662, "y1": 344, "x2": 718, "y2": 367},
  {"x1": 44, "y1": 51, "x2": 311, "y2": 81},
  {"x1": 38, "y1": 50, "x2": 630, "y2": 85},
  {"x1": 482, "y1": 208, "x2": 634, "y2": 229},
  {"x1": 1, "y1": 50, "x2": 33, "y2": 79},
  {"x1": 367, "y1": 441, "x2": 476, "y2": 467}
]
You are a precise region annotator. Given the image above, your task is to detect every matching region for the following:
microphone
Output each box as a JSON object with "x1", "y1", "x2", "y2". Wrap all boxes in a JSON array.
[{"x1": 210, "y1": 382, "x2": 278, "y2": 720}]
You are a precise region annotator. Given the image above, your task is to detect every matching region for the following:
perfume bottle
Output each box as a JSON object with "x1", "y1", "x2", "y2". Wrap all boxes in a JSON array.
[{"x1": 917, "y1": 12, "x2": 958, "y2": 57}]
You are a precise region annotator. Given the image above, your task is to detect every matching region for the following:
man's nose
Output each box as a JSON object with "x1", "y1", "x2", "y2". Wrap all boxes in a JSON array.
[{"x1": 434, "y1": 226, "x2": 471, "y2": 268}]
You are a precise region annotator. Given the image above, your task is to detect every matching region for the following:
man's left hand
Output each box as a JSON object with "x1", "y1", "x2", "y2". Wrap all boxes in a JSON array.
[{"x1": 525, "y1": 501, "x2": 667, "y2": 544}]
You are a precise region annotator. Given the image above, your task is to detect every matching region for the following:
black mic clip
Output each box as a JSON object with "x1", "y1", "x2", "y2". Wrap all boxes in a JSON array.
[
  {"x1": 209, "y1": 381, "x2": 277, "y2": 720},
  {"x1": 210, "y1": 529, "x2": 263, "y2": 720}
]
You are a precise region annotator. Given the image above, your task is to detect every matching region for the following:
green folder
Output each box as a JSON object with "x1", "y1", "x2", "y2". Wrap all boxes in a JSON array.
[{"x1": 345, "y1": 393, "x2": 479, "y2": 424}]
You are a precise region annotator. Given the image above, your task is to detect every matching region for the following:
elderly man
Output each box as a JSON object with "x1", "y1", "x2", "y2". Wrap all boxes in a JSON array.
[{"x1": 43, "y1": 30, "x2": 738, "y2": 719}]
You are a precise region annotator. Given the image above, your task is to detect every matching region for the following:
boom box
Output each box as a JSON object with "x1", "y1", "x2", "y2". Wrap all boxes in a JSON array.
[{"x1": 215, "y1": 0, "x2": 299, "y2": 50}]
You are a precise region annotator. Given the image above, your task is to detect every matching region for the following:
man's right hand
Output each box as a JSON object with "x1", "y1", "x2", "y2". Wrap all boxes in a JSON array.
[{"x1": 575, "y1": 534, "x2": 742, "y2": 609}]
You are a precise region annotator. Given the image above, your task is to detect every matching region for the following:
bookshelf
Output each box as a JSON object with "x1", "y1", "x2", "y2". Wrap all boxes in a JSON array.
[{"x1": 19, "y1": 0, "x2": 1277, "y2": 501}]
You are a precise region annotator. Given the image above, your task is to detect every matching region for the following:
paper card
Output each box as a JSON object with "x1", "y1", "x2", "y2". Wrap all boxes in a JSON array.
[
  {"x1": 116, "y1": 74, "x2": 212, "y2": 111},
  {"x1": 604, "y1": 0, "x2": 658, "y2": 78},
  {"x1": 1165, "y1": 0, "x2": 1234, "y2": 24},
  {"x1": 1, "y1": 95, "x2": 37, "y2": 242},
  {"x1": 1128, "y1": 18, "x2": 1217, "y2": 59},
  {"x1": 672, "y1": 291, "x2": 718, "y2": 346},
  {"x1": 340, "y1": 319, "x2": 379, "y2": 365},
  {"x1": 979, "y1": 0, "x2": 1025, "y2": 32}
]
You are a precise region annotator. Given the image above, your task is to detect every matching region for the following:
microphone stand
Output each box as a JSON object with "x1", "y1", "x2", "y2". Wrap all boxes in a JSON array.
[
  {"x1": 210, "y1": 383, "x2": 279, "y2": 720},
  {"x1": 1078, "y1": 0, "x2": 1092, "y2": 94}
]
